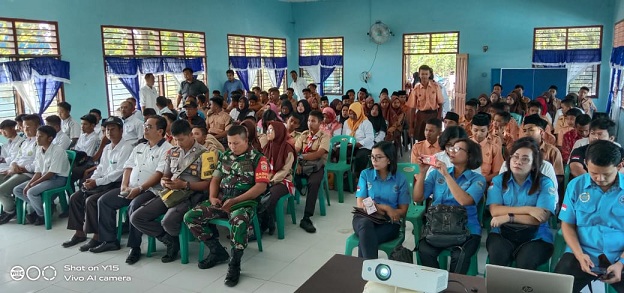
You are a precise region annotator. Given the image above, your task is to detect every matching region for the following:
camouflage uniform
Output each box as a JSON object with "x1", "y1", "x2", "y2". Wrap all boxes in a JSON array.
[{"x1": 184, "y1": 148, "x2": 270, "y2": 249}]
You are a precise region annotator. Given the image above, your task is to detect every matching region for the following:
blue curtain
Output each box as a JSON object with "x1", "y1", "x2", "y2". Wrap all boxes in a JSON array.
[
  {"x1": 321, "y1": 56, "x2": 343, "y2": 95},
  {"x1": 299, "y1": 56, "x2": 321, "y2": 66},
  {"x1": 34, "y1": 78, "x2": 62, "y2": 115},
  {"x1": 229, "y1": 56, "x2": 261, "y2": 91},
  {"x1": 263, "y1": 57, "x2": 288, "y2": 88},
  {"x1": 105, "y1": 57, "x2": 140, "y2": 105},
  {"x1": 533, "y1": 49, "x2": 601, "y2": 65},
  {"x1": 608, "y1": 46, "x2": 624, "y2": 116}
]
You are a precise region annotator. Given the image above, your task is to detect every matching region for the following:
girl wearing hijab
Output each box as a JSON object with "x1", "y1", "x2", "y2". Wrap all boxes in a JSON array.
[
  {"x1": 330, "y1": 99, "x2": 343, "y2": 119},
  {"x1": 477, "y1": 93, "x2": 491, "y2": 113},
  {"x1": 368, "y1": 103, "x2": 387, "y2": 143},
  {"x1": 506, "y1": 91, "x2": 525, "y2": 116},
  {"x1": 380, "y1": 95, "x2": 391, "y2": 122},
  {"x1": 342, "y1": 102, "x2": 375, "y2": 176},
  {"x1": 296, "y1": 100, "x2": 311, "y2": 132},
  {"x1": 257, "y1": 109, "x2": 279, "y2": 149},
  {"x1": 385, "y1": 95, "x2": 405, "y2": 142},
  {"x1": 339, "y1": 104, "x2": 350, "y2": 124},
  {"x1": 261, "y1": 121, "x2": 296, "y2": 236},
  {"x1": 240, "y1": 120, "x2": 262, "y2": 151},
  {"x1": 309, "y1": 96, "x2": 320, "y2": 111},
  {"x1": 321, "y1": 107, "x2": 342, "y2": 137},
  {"x1": 363, "y1": 96, "x2": 375, "y2": 116},
  {"x1": 280, "y1": 102, "x2": 294, "y2": 122},
  {"x1": 235, "y1": 97, "x2": 254, "y2": 122}
]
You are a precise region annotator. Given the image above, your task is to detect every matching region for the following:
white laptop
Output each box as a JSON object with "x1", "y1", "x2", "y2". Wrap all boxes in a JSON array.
[{"x1": 486, "y1": 264, "x2": 574, "y2": 293}]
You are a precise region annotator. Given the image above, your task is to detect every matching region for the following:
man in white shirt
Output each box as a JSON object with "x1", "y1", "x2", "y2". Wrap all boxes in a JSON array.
[
  {"x1": 0, "y1": 115, "x2": 40, "y2": 224},
  {"x1": 126, "y1": 98, "x2": 145, "y2": 122},
  {"x1": 91, "y1": 116, "x2": 172, "y2": 261},
  {"x1": 156, "y1": 96, "x2": 173, "y2": 115},
  {"x1": 290, "y1": 70, "x2": 308, "y2": 101},
  {"x1": 89, "y1": 109, "x2": 103, "y2": 138},
  {"x1": 58, "y1": 102, "x2": 81, "y2": 147},
  {"x1": 69, "y1": 114, "x2": 101, "y2": 185},
  {"x1": 139, "y1": 73, "x2": 158, "y2": 111},
  {"x1": 120, "y1": 101, "x2": 144, "y2": 144},
  {"x1": 44, "y1": 115, "x2": 71, "y2": 150},
  {"x1": 0, "y1": 120, "x2": 25, "y2": 169},
  {"x1": 61, "y1": 116, "x2": 134, "y2": 251},
  {"x1": 13, "y1": 125, "x2": 70, "y2": 226}
]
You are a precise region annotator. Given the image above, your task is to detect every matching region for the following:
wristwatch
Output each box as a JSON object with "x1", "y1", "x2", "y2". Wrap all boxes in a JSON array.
[
  {"x1": 508, "y1": 213, "x2": 515, "y2": 223},
  {"x1": 616, "y1": 256, "x2": 624, "y2": 266},
  {"x1": 185, "y1": 181, "x2": 191, "y2": 191}
]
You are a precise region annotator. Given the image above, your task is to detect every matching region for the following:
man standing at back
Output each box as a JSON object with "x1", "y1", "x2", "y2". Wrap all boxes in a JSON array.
[
  {"x1": 223, "y1": 69, "x2": 244, "y2": 104},
  {"x1": 406, "y1": 65, "x2": 444, "y2": 141},
  {"x1": 140, "y1": 73, "x2": 158, "y2": 110},
  {"x1": 177, "y1": 67, "x2": 209, "y2": 108},
  {"x1": 290, "y1": 70, "x2": 307, "y2": 101}
]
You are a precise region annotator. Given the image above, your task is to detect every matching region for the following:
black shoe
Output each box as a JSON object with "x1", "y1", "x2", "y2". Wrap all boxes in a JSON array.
[
  {"x1": 79, "y1": 239, "x2": 102, "y2": 252},
  {"x1": 0, "y1": 211, "x2": 16, "y2": 225},
  {"x1": 157, "y1": 234, "x2": 179, "y2": 263},
  {"x1": 25, "y1": 212, "x2": 38, "y2": 224},
  {"x1": 198, "y1": 239, "x2": 229, "y2": 269},
  {"x1": 125, "y1": 248, "x2": 141, "y2": 265},
  {"x1": 33, "y1": 216, "x2": 45, "y2": 226},
  {"x1": 299, "y1": 218, "x2": 316, "y2": 233},
  {"x1": 89, "y1": 241, "x2": 121, "y2": 253},
  {"x1": 62, "y1": 235, "x2": 87, "y2": 248},
  {"x1": 224, "y1": 249, "x2": 244, "y2": 287}
]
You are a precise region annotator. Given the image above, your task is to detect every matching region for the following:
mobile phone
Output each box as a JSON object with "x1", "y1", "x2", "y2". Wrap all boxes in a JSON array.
[
  {"x1": 118, "y1": 191, "x2": 129, "y2": 198},
  {"x1": 420, "y1": 155, "x2": 437, "y2": 166}
]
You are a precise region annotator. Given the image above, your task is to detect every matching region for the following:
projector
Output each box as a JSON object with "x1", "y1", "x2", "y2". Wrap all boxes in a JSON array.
[{"x1": 361, "y1": 259, "x2": 448, "y2": 293}]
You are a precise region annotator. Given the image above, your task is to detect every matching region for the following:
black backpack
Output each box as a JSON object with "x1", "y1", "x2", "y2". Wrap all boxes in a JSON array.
[{"x1": 423, "y1": 204, "x2": 469, "y2": 248}]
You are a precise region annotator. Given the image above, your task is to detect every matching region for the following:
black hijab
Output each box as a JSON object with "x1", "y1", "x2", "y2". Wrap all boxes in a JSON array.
[
  {"x1": 280, "y1": 102, "x2": 293, "y2": 122},
  {"x1": 237, "y1": 97, "x2": 251, "y2": 122},
  {"x1": 368, "y1": 103, "x2": 387, "y2": 133},
  {"x1": 296, "y1": 100, "x2": 311, "y2": 132}
]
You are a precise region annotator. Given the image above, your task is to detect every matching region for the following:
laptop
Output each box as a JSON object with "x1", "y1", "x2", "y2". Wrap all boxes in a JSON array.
[{"x1": 485, "y1": 264, "x2": 574, "y2": 293}]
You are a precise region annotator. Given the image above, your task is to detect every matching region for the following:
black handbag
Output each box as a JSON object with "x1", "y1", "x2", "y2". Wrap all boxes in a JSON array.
[
  {"x1": 500, "y1": 223, "x2": 538, "y2": 243},
  {"x1": 423, "y1": 204, "x2": 470, "y2": 248}
]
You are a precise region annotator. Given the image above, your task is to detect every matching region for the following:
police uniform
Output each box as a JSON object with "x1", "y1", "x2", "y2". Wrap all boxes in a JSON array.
[
  {"x1": 131, "y1": 142, "x2": 212, "y2": 240},
  {"x1": 184, "y1": 148, "x2": 269, "y2": 250},
  {"x1": 555, "y1": 173, "x2": 624, "y2": 292},
  {"x1": 486, "y1": 174, "x2": 557, "y2": 269}
]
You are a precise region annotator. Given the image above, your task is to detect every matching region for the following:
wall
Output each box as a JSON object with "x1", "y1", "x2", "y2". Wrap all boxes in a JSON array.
[
  {"x1": 1, "y1": 0, "x2": 294, "y2": 116},
  {"x1": 292, "y1": 0, "x2": 615, "y2": 111}
]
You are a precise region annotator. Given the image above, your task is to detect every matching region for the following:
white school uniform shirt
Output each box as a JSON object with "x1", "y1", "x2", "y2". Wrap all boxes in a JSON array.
[
  {"x1": 131, "y1": 110, "x2": 144, "y2": 122},
  {"x1": 14, "y1": 136, "x2": 37, "y2": 175},
  {"x1": 61, "y1": 116, "x2": 81, "y2": 139},
  {"x1": 158, "y1": 107, "x2": 173, "y2": 115},
  {"x1": 290, "y1": 78, "x2": 308, "y2": 101},
  {"x1": 122, "y1": 115, "x2": 145, "y2": 143},
  {"x1": 91, "y1": 139, "x2": 134, "y2": 186},
  {"x1": 74, "y1": 131, "x2": 100, "y2": 157},
  {"x1": 124, "y1": 139, "x2": 172, "y2": 193},
  {"x1": 341, "y1": 120, "x2": 375, "y2": 150},
  {"x1": 139, "y1": 85, "x2": 159, "y2": 110},
  {"x1": 52, "y1": 132, "x2": 71, "y2": 150},
  {"x1": 34, "y1": 144, "x2": 70, "y2": 177},
  {"x1": 1, "y1": 135, "x2": 25, "y2": 163}
]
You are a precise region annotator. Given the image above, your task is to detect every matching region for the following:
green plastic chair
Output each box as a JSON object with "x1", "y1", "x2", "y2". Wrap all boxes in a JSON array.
[
  {"x1": 564, "y1": 164, "x2": 571, "y2": 187},
  {"x1": 397, "y1": 163, "x2": 419, "y2": 197},
  {"x1": 397, "y1": 163, "x2": 426, "y2": 241},
  {"x1": 197, "y1": 200, "x2": 264, "y2": 260},
  {"x1": 117, "y1": 205, "x2": 129, "y2": 243},
  {"x1": 15, "y1": 150, "x2": 76, "y2": 229},
  {"x1": 550, "y1": 229, "x2": 565, "y2": 272},
  {"x1": 344, "y1": 220, "x2": 406, "y2": 257},
  {"x1": 146, "y1": 214, "x2": 194, "y2": 264},
  {"x1": 294, "y1": 168, "x2": 330, "y2": 216},
  {"x1": 325, "y1": 135, "x2": 357, "y2": 203},
  {"x1": 275, "y1": 190, "x2": 297, "y2": 239}
]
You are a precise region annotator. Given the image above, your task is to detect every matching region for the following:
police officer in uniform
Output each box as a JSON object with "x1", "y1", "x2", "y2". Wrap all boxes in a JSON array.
[
  {"x1": 555, "y1": 140, "x2": 624, "y2": 292},
  {"x1": 130, "y1": 120, "x2": 212, "y2": 263},
  {"x1": 184, "y1": 125, "x2": 270, "y2": 287}
]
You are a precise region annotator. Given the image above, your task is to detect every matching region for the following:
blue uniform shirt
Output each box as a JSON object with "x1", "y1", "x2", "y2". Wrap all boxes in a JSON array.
[
  {"x1": 223, "y1": 79, "x2": 245, "y2": 103},
  {"x1": 559, "y1": 173, "x2": 624, "y2": 264},
  {"x1": 487, "y1": 174, "x2": 557, "y2": 243},
  {"x1": 356, "y1": 168, "x2": 411, "y2": 209},
  {"x1": 424, "y1": 167, "x2": 486, "y2": 235}
]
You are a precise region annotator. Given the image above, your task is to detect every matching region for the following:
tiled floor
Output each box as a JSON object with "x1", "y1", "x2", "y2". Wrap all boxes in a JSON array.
[{"x1": 0, "y1": 153, "x2": 492, "y2": 293}]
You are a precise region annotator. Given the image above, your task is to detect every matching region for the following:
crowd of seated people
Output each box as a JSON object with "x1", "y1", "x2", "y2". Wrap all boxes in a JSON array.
[{"x1": 0, "y1": 65, "x2": 622, "y2": 292}]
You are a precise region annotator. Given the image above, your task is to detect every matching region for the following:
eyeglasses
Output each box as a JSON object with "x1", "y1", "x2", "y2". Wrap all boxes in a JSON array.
[
  {"x1": 510, "y1": 155, "x2": 532, "y2": 165},
  {"x1": 447, "y1": 146, "x2": 468, "y2": 153},
  {"x1": 143, "y1": 124, "x2": 154, "y2": 130},
  {"x1": 370, "y1": 155, "x2": 387, "y2": 162}
]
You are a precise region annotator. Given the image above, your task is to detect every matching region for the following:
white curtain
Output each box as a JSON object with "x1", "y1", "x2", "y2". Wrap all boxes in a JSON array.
[
  {"x1": 266, "y1": 68, "x2": 278, "y2": 87},
  {"x1": 566, "y1": 63, "x2": 593, "y2": 84},
  {"x1": 301, "y1": 64, "x2": 321, "y2": 84},
  {"x1": 12, "y1": 81, "x2": 38, "y2": 114},
  {"x1": 247, "y1": 68, "x2": 260, "y2": 89}
]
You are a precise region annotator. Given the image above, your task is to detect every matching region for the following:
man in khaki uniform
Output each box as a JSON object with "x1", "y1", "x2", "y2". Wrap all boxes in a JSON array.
[{"x1": 206, "y1": 97, "x2": 233, "y2": 147}]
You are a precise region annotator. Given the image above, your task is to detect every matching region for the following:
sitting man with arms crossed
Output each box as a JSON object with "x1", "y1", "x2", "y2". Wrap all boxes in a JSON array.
[
  {"x1": 90, "y1": 116, "x2": 172, "y2": 263},
  {"x1": 555, "y1": 140, "x2": 624, "y2": 292},
  {"x1": 184, "y1": 125, "x2": 270, "y2": 287}
]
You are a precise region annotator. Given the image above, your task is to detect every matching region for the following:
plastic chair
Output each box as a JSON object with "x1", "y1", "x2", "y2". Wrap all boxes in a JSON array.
[
  {"x1": 197, "y1": 200, "x2": 264, "y2": 260},
  {"x1": 397, "y1": 163, "x2": 420, "y2": 197},
  {"x1": 294, "y1": 169, "x2": 330, "y2": 216},
  {"x1": 117, "y1": 206, "x2": 129, "y2": 243},
  {"x1": 146, "y1": 214, "x2": 194, "y2": 264},
  {"x1": 16, "y1": 150, "x2": 76, "y2": 229},
  {"x1": 275, "y1": 191, "x2": 297, "y2": 239},
  {"x1": 345, "y1": 220, "x2": 406, "y2": 257},
  {"x1": 325, "y1": 135, "x2": 357, "y2": 203},
  {"x1": 550, "y1": 229, "x2": 565, "y2": 272}
]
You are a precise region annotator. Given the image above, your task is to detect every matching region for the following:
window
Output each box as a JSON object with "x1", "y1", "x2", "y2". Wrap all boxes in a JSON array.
[
  {"x1": 615, "y1": 21, "x2": 624, "y2": 108},
  {"x1": 533, "y1": 26, "x2": 602, "y2": 96},
  {"x1": 0, "y1": 18, "x2": 63, "y2": 122},
  {"x1": 101, "y1": 26, "x2": 206, "y2": 115},
  {"x1": 402, "y1": 32, "x2": 459, "y2": 91},
  {"x1": 299, "y1": 37, "x2": 344, "y2": 95},
  {"x1": 227, "y1": 35, "x2": 287, "y2": 92}
]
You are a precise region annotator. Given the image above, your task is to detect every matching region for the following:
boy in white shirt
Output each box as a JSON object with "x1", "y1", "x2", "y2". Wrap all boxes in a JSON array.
[
  {"x1": 45, "y1": 115, "x2": 72, "y2": 150},
  {"x1": 13, "y1": 125, "x2": 70, "y2": 225},
  {"x1": 0, "y1": 120, "x2": 25, "y2": 168}
]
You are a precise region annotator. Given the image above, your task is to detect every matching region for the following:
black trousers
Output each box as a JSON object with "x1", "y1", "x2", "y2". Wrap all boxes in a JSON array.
[
  {"x1": 352, "y1": 215, "x2": 400, "y2": 259},
  {"x1": 418, "y1": 235, "x2": 481, "y2": 275},
  {"x1": 295, "y1": 168, "x2": 324, "y2": 218},
  {"x1": 352, "y1": 148, "x2": 371, "y2": 174},
  {"x1": 97, "y1": 190, "x2": 156, "y2": 247},
  {"x1": 486, "y1": 233, "x2": 553, "y2": 269},
  {"x1": 66, "y1": 182, "x2": 120, "y2": 234},
  {"x1": 266, "y1": 183, "x2": 290, "y2": 215},
  {"x1": 555, "y1": 253, "x2": 624, "y2": 293}
]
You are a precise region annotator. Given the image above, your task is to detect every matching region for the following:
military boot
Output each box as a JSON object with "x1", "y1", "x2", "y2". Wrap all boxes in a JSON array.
[
  {"x1": 156, "y1": 233, "x2": 179, "y2": 263},
  {"x1": 198, "y1": 238, "x2": 230, "y2": 269},
  {"x1": 224, "y1": 248, "x2": 244, "y2": 287}
]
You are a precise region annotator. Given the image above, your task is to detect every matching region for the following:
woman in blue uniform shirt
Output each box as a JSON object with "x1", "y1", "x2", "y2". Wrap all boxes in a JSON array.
[
  {"x1": 414, "y1": 138, "x2": 486, "y2": 274},
  {"x1": 486, "y1": 137, "x2": 556, "y2": 269},
  {"x1": 352, "y1": 141, "x2": 410, "y2": 259}
]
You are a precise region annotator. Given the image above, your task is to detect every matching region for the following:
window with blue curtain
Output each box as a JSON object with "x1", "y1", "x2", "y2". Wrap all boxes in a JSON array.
[
  {"x1": 299, "y1": 37, "x2": 344, "y2": 95},
  {"x1": 101, "y1": 26, "x2": 207, "y2": 115},
  {"x1": 227, "y1": 35, "x2": 287, "y2": 92}
]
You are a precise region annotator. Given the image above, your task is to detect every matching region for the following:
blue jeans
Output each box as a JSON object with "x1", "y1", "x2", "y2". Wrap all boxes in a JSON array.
[{"x1": 13, "y1": 175, "x2": 66, "y2": 216}]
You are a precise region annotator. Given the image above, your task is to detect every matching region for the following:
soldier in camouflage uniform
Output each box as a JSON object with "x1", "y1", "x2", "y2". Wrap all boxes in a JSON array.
[
  {"x1": 184, "y1": 125, "x2": 270, "y2": 287},
  {"x1": 130, "y1": 120, "x2": 213, "y2": 263}
]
